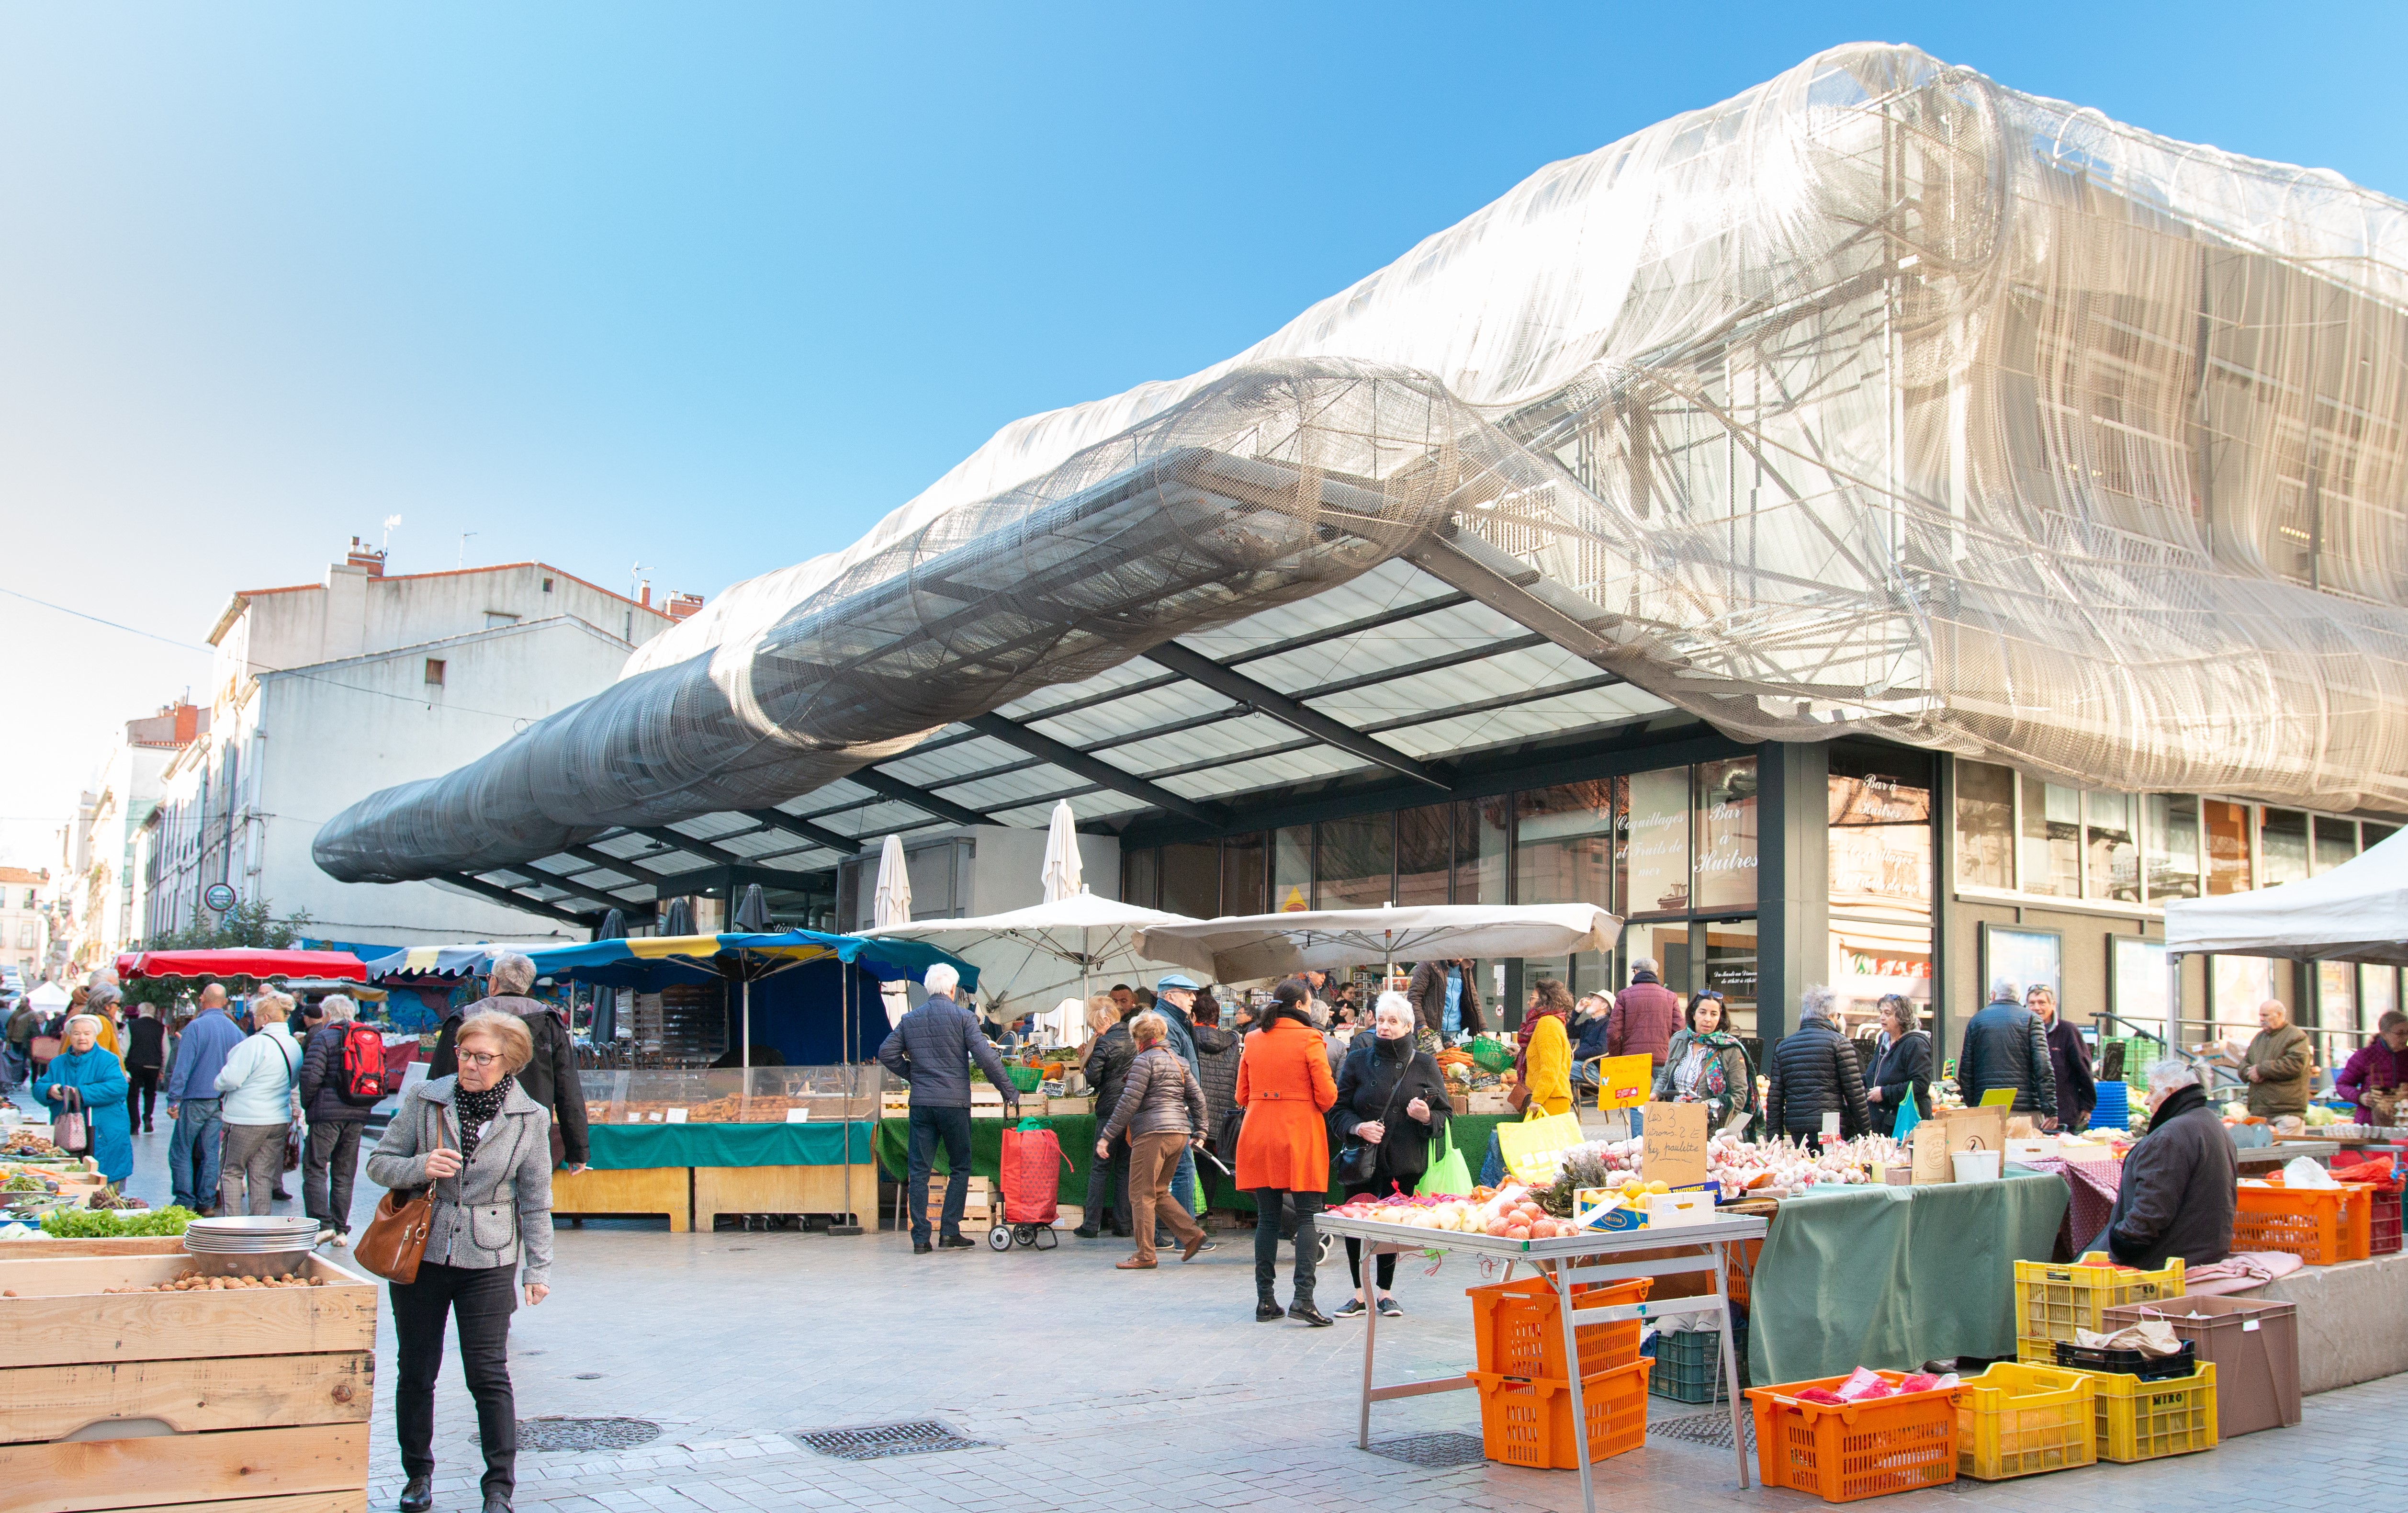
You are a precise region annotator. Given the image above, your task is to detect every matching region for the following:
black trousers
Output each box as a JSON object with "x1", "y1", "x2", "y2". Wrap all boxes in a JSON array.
[
  {"x1": 1342, "y1": 1179, "x2": 1396, "y2": 1290},
  {"x1": 905, "y1": 1104, "x2": 973, "y2": 1242},
  {"x1": 1250, "y1": 1188, "x2": 1322, "y2": 1304},
  {"x1": 392, "y1": 1261, "x2": 519, "y2": 1501},
  {"x1": 126, "y1": 1065, "x2": 159, "y2": 1129},
  {"x1": 304, "y1": 1120, "x2": 364, "y2": 1233}
]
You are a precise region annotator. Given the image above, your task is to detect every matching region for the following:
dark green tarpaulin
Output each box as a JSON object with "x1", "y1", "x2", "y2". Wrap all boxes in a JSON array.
[
  {"x1": 1746, "y1": 1170, "x2": 2069, "y2": 1384},
  {"x1": 585, "y1": 1121, "x2": 873, "y2": 1171}
]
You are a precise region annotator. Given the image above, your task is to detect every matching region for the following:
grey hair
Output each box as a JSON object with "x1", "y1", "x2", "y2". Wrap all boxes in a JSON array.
[
  {"x1": 924, "y1": 961, "x2": 960, "y2": 996},
  {"x1": 1631, "y1": 956, "x2": 1659, "y2": 977},
  {"x1": 2145, "y1": 1058, "x2": 2199, "y2": 1095},
  {"x1": 490, "y1": 952, "x2": 538, "y2": 995},
  {"x1": 319, "y1": 994, "x2": 358, "y2": 1022},
  {"x1": 1990, "y1": 978, "x2": 2022, "y2": 1004},
  {"x1": 1799, "y1": 984, "x2": 1839, "y2": 1022},
  {"x1": 1373, "y1": 990, "x2": 1414, "y2": 1027}
]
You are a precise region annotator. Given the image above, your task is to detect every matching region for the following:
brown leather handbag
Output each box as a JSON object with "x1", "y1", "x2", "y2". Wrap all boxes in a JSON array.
[{"x1": 355, "y1": 1106, "x2": 449, "y2": 1284}]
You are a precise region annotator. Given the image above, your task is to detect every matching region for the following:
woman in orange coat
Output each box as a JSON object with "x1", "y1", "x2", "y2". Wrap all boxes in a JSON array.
[{"x1": 1235, "y1": 979, "x2": 1340, "y2": 1326}]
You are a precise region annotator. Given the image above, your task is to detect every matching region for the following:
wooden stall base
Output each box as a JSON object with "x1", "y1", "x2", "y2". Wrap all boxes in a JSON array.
[
  {"x1": 551, "y1": 1165, "x2": 691, "y2": 1232},
  {"x1": 0, "y1": 1253, "x2": 377, "y2": 1370},
  {"x1": 0, "y1": 1422, "x2": 371, "y2": 1513},
  {"x1": 0, "y1": 1351, "x2": 371, "y2": 1443},
  {"x1": 694, "y1": 1163, "x2": 877, "y2": 1230},
  {"x1": 76, "y1": 1498, "x2": 366, "y2": 1513}
]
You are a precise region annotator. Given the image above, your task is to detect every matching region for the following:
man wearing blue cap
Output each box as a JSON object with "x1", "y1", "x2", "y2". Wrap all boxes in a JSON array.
[{"x1": 1148, "y1": 973, "x2": 1229, "y2": 1250}]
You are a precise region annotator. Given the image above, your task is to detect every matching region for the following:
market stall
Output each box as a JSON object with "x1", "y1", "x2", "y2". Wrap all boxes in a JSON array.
[{"x1": 115, "y1": 947, "x2": 369, "y2": 983}]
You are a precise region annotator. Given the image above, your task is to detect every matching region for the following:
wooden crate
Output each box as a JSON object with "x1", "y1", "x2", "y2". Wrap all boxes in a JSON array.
[
  {"x1": 0, "y1": 1251, "x2": 375, "y2": 1513},
  {"x1": 694, "y1": 1163, "x2": 877, "y2": 1229},
  {"x1": 551, "y1": 1165, "x2": 692, "y2": 1232}
]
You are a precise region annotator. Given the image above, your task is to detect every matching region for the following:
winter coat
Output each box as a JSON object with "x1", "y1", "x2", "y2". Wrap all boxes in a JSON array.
[
  {"x1": 1517, "y1": 1009, "x2": 1573, "y2": 1117},
  {"x1": 432, "y1": 995, "x2": 592, "y2": 1165},
  {"x1": 876, "y1": 992, "x2": 1017, "y2": 1110},
  {"x1": 2044, "y1": 1018, "x2": 2098, "y2": 1125},
  {"x1": 2241, "y1": 1023, "x2": 2312, "y2": 1118},
  {"x1": 1084, "y1": 1022, "x2": 1136, "y2": 1128},
  {"x1": 1100, "y1": 1044, "x2": 1207, "y2": 1142},
  {"x1": 35, "y1": 1046, "x2": 133, "y2": 1184},
  {"x1": 1652, "y1": 1028, "x2": 1756, "y2": 1122},
  {"x1": 1332, "y1": 1034, "x2": 1453, "y2": 1190},
  {"x1": 2089, "y1": 1084, "x2": 2235, "y2": 1268},
  {"x1": 1405, "y1": 960, "x2": 1485, "y2": 1037},
  {"x1": 1765, "y1": 1018, "x2": 1871, "y2": 1140},
  {"x1": 1571, "y1": 1008, "x2": 1614, "y2": 1065},
  {"x1": 1196, "y1": 1023, "x2": 1244, "y2": 1133},
  {"x1": 297, "y1": 1022, "x2": 373, "y2": 1125},
  {"x1": 365, "y1": 1076, "x2": 555, "y2": 1287},
  {"x1": 214, "y1": 1023, "x2": 302, "y2": 1126},
  {"x1": 1863, "y1": 1029, "x2": 1934, "y2": 1120},
  {"x1": 2335, "y1": 1038, "x2": 2408, "y2": 1122},
  {"x1": 124, "y1": 1015, "x2": 167, "y2": 1070},
  {"x1": 1607, "y1": 976, "x2": 1684, "y2": 1067},
  {"x1": 1958, "y1": 1000, "x2": 2059, "y2": 1118},
  {"x1": 1234, "y1": 1016, "x2": 1339, "y2": 1192},
  {"x1": 1157, "y1": 1001, "x2": 1231, "y2": 1087}
]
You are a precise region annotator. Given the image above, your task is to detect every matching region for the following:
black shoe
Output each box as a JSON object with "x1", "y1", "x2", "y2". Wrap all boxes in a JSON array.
[
  {"x1": 1072, "y1": 1226, "x2": 1101, "y2": 1238},
  {"x1": 482, "y1": 1497, "x2": 513, "y2": 1513},
  {"x1": 1112, "y1": 1225, "x2": 1132, "y2": 1238},
  {"x1": 1256, "y1": 1299, "x2": 1285, "y2": 1322},
  {"x1": 1333, "y1": 1298, "x2": 1368, "y2": 1318},
  {"x1": 912, "y1": 1241, "x2": 934, "y2": 1255},
  {"x1": 398, "y1": 1474, "x2": 434, "y2": 1513},
  {"x1": 937, "y1": 1234, "x2": 978, "y2": 1250},
  {"x1": 1288, "y1": 1301, "x2": 1334, "y2": 1327}
]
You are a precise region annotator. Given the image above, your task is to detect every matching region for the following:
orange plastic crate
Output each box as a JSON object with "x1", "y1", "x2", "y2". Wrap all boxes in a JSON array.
[
  {"x1": 1467, "y1": 1274, "x2": 1653, "y2": 1380},
  {"x1": 2232, "y1": 1179, "x2": 2375, "y2": 1265},
  {"x1": 1469, "y1": 1358, "x2": 1652, "y2": 1469},
  {"x1": 2368, "y1": 1180, "x2": 2402, "y2": 1257},
  {"x1": 1744, "y1": 1373, "x2": 1962, "y2": 1503}
]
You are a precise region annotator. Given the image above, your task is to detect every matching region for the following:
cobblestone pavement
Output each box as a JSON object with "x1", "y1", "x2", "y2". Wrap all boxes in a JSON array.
[{"x1": 47, "y1": 1102, "x2": 2408, "y2": 1512}]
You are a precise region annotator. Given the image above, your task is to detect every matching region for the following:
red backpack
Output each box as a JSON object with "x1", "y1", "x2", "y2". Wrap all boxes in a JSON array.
[{"x1": 337, "y1": 1023, "x2": 393, "y2": 1106}]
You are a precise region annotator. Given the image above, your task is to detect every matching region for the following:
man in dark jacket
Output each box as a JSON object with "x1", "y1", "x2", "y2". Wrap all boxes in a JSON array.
[
  {"x1": 2084, "y1": 1060, "x2": 2235, "y2": 1267},
  {"x1": 1958, "y1": 979, "x2": 2060, "y2": 1126},
  {"x1": 1405, "y1": 959, "x2": 1485, "y2": 1040},
  {"x1": 2029, "y1": 986, "x2": 2096, "y2": 1131},
  {"x1": 124, "y1": 1004, "x2": 168, "y2": 1133},
  {"x1": 877, "y1": 962, "x2": 1018, "y2": 1253},
  {"x1": 296, "y1": 994, "x2": 375, "y2": 1241},
  {"x1": 1764, "y1": 987, "x2": 1871, "y2": 1146},
  {"x1": 1077, "y1": 1008, "x2": 1136, "y2": 1239},
  {"x1": 1607, "y1": 959, "x2": 1685, "y2": 1068},
  {"x1": 430, "y1": 953, "x2": 592, "y2": 1170}
]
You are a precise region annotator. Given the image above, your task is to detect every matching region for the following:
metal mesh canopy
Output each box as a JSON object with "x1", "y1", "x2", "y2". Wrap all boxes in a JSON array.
[{"x1": 318, "y1": 42, "x2": 2408, "y2": 900}]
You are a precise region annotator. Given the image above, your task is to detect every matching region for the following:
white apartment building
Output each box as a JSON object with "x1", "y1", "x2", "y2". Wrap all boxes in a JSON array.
[
  {"x1": 141, "y1": 541, "x2": 695, "y2": 948},
  {"x1": 0, "y1": 867, "x2": 52, "y2": 982},
  {"x1": 59, "y1": 702, "x2": 207, "y2": 972}
]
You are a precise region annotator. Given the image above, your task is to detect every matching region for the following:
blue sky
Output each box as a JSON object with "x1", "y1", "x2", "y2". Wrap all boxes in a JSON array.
[{"x1": 4, "y1": 2, "x2": 2405, "y2": 863}]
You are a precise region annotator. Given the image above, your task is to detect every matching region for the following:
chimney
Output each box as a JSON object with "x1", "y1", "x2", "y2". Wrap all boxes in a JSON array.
[
  {"x1": 666, "y1": 591, "x2": 705, "y2": 622},
  {"x1": 172, "y1": 701, "x2": 199, "y2": 745},
  {"x1": 639, "y1": 581, "x2": 653, "y2": 609},
  {"x1": 345, "y1": 537, "x2": 387, "y2": 576}
]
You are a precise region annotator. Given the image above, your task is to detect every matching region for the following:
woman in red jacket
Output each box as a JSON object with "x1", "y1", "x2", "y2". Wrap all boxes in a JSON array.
[{"x1": 1236, "y1": 979, "x2": 1340, "y2": 1325}]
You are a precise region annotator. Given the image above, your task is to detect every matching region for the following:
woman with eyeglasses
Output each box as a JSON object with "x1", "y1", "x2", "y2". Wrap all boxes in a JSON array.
[
  {"x1": 1863, "y1": 993, "x2": 1934, "y2": 1121},
  {"x1": 1649, "y1": 991, "x2": 1757, "y2": 1127}
]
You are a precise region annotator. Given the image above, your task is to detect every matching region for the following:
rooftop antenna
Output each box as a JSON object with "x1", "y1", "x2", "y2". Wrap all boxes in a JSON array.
[
  {"x1": 629, "y1": 561, "x2": 648, "y2": 599},
  {"x1": 459, "y1": 531, "x2": 478, "y2": 569}
]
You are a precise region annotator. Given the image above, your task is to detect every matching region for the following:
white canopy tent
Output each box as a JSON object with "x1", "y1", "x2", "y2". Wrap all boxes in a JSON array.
[
  {"x1": 1136, "y1": 903, "x2": 1622, "y2": 985},
  {"x1": 2164, "y1": 824, "x2": 2408, "y2": 966},
  {"x1": 862, "y1": 890, "x2": 1199, "y2": 1044},
  {"x1": 23, "y1": 981, "x2": 69, "y2": 1013}
]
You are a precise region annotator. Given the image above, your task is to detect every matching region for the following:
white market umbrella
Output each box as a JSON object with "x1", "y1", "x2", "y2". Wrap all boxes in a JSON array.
[
  {"x1": 871, "y1": 835, "x2": 914, "y2": 1028},
  {"x1": 1041, "y1": 800, "x2": 1082, "y2": 903},
  {"x1": 1136, "y1": 902, "x2": 1623, "y2": 984},
  {"x1": 26, "y1": 980, "x2": 70, "y2": 1011},
  {"x1": 864, "y1": 891, "x2": 1198, "y2": 1044}
]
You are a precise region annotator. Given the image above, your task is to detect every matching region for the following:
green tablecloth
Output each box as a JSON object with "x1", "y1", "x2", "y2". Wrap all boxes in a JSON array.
[
  {"x1": 585, "y1": 1120, "x2": 873, "y2": 1172},
  {"x1": 1746, "y1": 1170, "x2": 2070, "y2": 1384}
]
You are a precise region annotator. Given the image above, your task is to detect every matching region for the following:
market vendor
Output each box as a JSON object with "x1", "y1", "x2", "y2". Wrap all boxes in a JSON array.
[
  {"x1": 2223, "y1": 999, "x2": 2313, "y2": 1119},
  {"x1": 2335, "y1": 1011, "x2": 2408, "y2": 1125},
  {"x1": 2082, "y1": 1059, "x2": 2235, "y2": 1268}
]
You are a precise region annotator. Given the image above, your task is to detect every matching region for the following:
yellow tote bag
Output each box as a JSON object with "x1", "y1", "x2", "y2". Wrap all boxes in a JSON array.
[{"x1": 1495, "y1": 1111, "x2": 1586, "y2": 1184}]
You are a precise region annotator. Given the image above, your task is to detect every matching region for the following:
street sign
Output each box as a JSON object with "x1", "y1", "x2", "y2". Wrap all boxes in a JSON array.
[{"x1": 204, "y1": 882, "x2": 237, "y2": 913}]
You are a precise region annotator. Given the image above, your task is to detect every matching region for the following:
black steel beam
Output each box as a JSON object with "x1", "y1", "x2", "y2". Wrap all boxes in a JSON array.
[
  {"x1": 630, "y1": 825, "x2": 749, "y2": 868},
  {"x1": 1222, "y1": 589, "x2": 1475, "y2": 667},
  {"x1": 508, "y1": 862, "x2": 639, "y2": 913},
  {"x1": 1293, "y1": 632, "x2": 1552, "y2": 701},
  {"x1": 842, "y1": 768, "x2": 993, "y2": 828},
  {"x1": 443, "y1": 873, "x2": 595, "y2": 926},
  {"x1": 563, "y1": 843, "x2": 674, "y2": 884},
  {"x1": 739, "y1": 808, "x2": 862, "y2": 857},
  {"x1": 964, "y1": 712, "x2": 1220, "y2": 824},
  {"x1": 1140, "y1": 640, "x2": 1449, "y2": 790}
]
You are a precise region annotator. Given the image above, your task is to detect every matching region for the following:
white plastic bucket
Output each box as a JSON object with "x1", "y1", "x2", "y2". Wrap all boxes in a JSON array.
[{"x1": 1952, "y1": 1150, "x2": 2003, "y2": 1184}]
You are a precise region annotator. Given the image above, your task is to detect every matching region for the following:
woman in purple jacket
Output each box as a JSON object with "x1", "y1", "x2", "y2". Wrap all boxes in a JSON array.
[{"x1": 2336, "y1": 1012, "x2": 2408, "y2": 1124}]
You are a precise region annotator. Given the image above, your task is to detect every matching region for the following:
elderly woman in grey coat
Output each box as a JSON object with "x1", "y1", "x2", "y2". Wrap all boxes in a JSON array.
[{"x1": 367, "y1": 1010, "x2": 554, "y2": 1513}]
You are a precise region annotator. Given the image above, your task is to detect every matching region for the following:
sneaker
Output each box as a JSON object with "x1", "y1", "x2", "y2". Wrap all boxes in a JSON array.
[
  {"x1": 1333, "y1": 1298, "x2": 1368, "y2": 1319},
  {"x1": 1376, "y1": 1296, "x2": 1403, "y2": 1318}
]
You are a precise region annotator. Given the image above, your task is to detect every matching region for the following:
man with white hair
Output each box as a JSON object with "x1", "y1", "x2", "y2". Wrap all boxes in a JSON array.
[
  {"x1": 431, "y1": 951, "x2": 590, "y2": 1173},
  {"x1": 2083, "y1": 1059, "x2": 2236, "y2": 1267},
  {"x1": 878, "y1": 960, "x2": 1019, "y2": 1253},
  {"x1": 1958, "y1": 977, "x2": 2059, "y2": 1126}
]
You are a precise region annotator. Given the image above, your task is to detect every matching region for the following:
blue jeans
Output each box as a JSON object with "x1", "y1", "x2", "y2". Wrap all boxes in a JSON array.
[
  {"x1": 169, "y1": 1096, "x2": 225, "y2": 1210},
  {"x1": 906, "y1": 1104, "x2": 974, "y2": 1243}
]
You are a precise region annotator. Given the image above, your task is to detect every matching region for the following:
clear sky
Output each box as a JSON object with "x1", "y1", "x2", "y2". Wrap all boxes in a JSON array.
[{"x1": 4, "y1": 2, "x2": 2405, "y2": 867}]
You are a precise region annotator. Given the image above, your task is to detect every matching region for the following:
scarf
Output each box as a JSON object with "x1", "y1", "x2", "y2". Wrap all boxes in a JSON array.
[
  {"x1": 452, "y1": 1074, "x2": 515, "y2": 1169},
  {"x1": 1513, "y1": 1003, "x2": 1568, "y2": 1084}
]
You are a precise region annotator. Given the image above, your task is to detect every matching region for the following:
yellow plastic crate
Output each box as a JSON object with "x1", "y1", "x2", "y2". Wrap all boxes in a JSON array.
[
  {"x1": 1956, "y1": 1363, "x2": 2097, "y2": 1480},
  {"x1": 2075, "y1": 1362, "x2": 2219, "y2": 1463},
  {"x1": 2013, "y1": 1254, "x2": 2184, "y2": 1344}
]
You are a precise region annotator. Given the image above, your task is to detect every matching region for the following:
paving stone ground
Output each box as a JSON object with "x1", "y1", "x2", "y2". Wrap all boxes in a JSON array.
[{"x1": 50, "y1": 1100, "x2": 2407, "y2": 1513}]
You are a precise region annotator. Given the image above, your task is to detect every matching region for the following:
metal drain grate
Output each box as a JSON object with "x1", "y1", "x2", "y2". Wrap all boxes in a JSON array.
[
  {"x1": 792, "y1": 1420, "x2": 990, "y2": 1461},
  {"x1": 515, "y1": 1417, "x2": 661, "y2": 1453},
  {"x1": 1363, "y1": 1432, "x2": 1489, "y2": 1468},
  {"x1": 1648, "y1": 1411, "x2": 1754, "y2": 1453}
]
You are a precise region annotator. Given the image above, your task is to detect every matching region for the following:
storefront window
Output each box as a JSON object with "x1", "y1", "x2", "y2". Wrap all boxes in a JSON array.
[
  {"x1": 1222, "y1": 832, "x2": 1267, "y2": 915},
  {"x1": 2312, "y1": 817, "x2": 2359, "y2": 877},
  {"x1": 2362, "y1": 966, "x2": 2398, "y2": 1037},
  {"x1": 1954, "y1": 760, "x2": 2014, "y2": 890},
  {"x1": 1273, "y1": 825, "x2": 1311, "y2": 912},
  {"x1": 1625, "y1": 920, "x2": 1693, "y2": 995},
  {"x1": 1515, "y1": 781, "x2": 1617, "y2": 908},
  {"x1": 1453, "y1": 797, "x2": 1510, "y2": 904},
  {"x1": 2019, "y1": 775, "x2": 2080, "y2": 897},
  {"x1": 2144, "y1": 794, "x2": 2202, "y2": 901},
  {"x1": 1395, "y1": 805, "x2": 1452, "y2": 907},
  {"x1": 2085, "y1": 792, "x2": 2140, "y2": 902},
  {"x1": 1829, "y1": 754, "x2": 1932, "y2": 920},
  {"x1": 2367, "y1": 822, "x2": 2401, "y2": 852},
  {"x1": 2318, "y1": 961, "x2": 2356, "y2": 1036},
  {"x1": 1315, "y1": 814, "x2": 1394, "y2": 909},
  {"x1": 2211, "y1": 954, "x2": 2277, "y2": 1033},
  {"x1": 1160, "y1": 842, "x2": 1218, "y2": 918},
  {"x1": 1624, "y1": 767, "x2": 1690, "y2": 915},
  {"x1": 1702, "y1": 919, "x2": 1758, "y2": 1037},
  {"x1": 1829, "y1": 922, "x2": 1931, "y2": 1029},
  {"x1": 2110, "y1": 936, "x2": 2168, "y2": 1033},
  {"x1": 2204, "y1": 801, "x2": 2253, "y2": 894},
  {"x1": 2260, "y1": 809, "x2": 2309, "y2": 888},
  {"x1": 1693, "y1": 759, "x2": 1758, "y2": 912}
]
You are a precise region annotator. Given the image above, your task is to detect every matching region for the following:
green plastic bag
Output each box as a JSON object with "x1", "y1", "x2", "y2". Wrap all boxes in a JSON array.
[
  {"x1": 1419, "y1": 1121, "x2": 1475, "y2": 1197},
  {"x1": 1892, "y1": 1093, "x2": 1921, "y2": 1142},
  {"x1": 1468, "y1": 1035, "x2": 1514, "y2": 1073}
]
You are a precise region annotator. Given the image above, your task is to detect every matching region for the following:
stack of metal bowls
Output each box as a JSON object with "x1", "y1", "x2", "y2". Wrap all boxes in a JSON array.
[{"x1": 183, "y1": 1215, "x2": 323, "y2": 1258}]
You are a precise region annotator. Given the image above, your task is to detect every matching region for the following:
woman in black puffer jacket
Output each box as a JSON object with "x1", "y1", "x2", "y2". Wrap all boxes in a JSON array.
[
  {"x1": 1330, "y1": 993, "x2": 1453, "y2": 1317},
  {"x1": 1078, "y1": 996, "x2": 1136, "y2": 1239},
  {"x1": 1863, "y1": 994, "x2": 1935, "y2": 1124}
]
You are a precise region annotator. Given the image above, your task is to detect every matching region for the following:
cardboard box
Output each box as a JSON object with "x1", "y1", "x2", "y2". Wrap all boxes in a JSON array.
[
  {"x1": 1468, "y1": 1091, "x2": 1512, "y2": 1115},
  {"x1": 1643, "y1": 1190, "x2": 1715, "y2": 1228}
]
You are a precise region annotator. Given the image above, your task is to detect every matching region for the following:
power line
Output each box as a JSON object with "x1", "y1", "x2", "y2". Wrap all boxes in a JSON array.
[{"x1": 0, "y1": 585, "x2": 213, "y2": 653}]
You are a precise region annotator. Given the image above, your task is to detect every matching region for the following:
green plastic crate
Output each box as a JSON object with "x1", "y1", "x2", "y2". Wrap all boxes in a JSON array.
[{"x1": 1648, "y1": 1324, "x2": 1749, "y2": 1404}]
